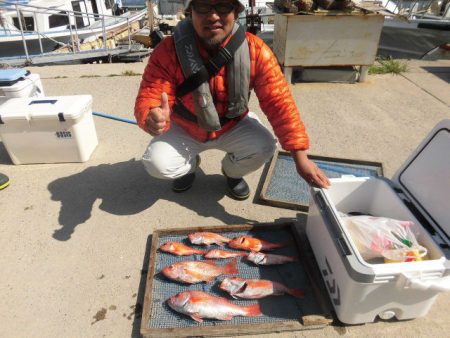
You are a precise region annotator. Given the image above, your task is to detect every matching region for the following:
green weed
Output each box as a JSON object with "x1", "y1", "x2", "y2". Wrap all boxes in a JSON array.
[
  {"x1": 369, "y1": 58, "x2": 408, "y2": 75},
  {"x1": 121, "y1": 70, "x2": 141, "y2": 76}
]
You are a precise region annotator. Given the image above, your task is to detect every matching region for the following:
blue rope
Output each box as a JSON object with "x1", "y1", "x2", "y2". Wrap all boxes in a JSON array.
[{"x1": 93, "y1": 112, "x2": 137, "y2": 125}]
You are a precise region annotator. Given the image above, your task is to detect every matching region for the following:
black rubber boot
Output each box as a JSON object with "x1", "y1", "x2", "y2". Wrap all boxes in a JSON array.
[
  {"x1": 172, "y1": 155, "x2": 200, "y2": 193},
  {"x1": 222, "y1": 169, "x2": 250, "y2": 200},
  {"x1": 172, "y1": 172, "x2": 196, "y2": 192},
  {"x1": 0, "y1": 173, "x2": 10, "y2": 190}
]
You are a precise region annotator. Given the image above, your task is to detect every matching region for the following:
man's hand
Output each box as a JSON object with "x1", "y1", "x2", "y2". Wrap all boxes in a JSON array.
[
  {"x1": 146, "y1": 92, "x2": 170, "y2": 136},
  {"x1": 291, "y1": 150, "x2": 330, "y2": 188}
]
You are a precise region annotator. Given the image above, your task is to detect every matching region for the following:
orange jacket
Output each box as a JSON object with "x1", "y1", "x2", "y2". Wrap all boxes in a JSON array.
[{"x1": 134, "y1": 32, "x2": 309, "y2": 151}]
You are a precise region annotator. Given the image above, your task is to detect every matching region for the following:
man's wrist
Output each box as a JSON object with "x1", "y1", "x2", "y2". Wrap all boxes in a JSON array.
[{"x1": 290, "y1": 149, "x2": 308, "y2": 161}]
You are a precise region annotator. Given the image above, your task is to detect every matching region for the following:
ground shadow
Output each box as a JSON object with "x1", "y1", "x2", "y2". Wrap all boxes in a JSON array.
[
  {"x1": 0, "y1": 141, "x2": 13, "y2": 165},
  {"x1": 252, "y1": 159, "x2": 272, "y2": 206},
  {"x1": 421, "y1": 66, "x2": 450, "y2": 83},
  {"x1": 48, "y1": 159, "x2": 256, "y2": 241},
  {"x1": 131, "y1": 234, "x2": 152, "y2": 338}
]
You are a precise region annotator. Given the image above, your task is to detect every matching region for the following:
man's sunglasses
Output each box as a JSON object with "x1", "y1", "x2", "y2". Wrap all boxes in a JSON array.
[{"x1": 191, "y1": 2, "x2": 236, "y2": 15}]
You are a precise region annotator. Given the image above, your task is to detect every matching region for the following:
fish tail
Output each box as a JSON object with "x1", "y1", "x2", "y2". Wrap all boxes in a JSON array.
[
  {"x1": 194, "y1": 249, "x2": 206, "y2": 255},
  {"x1": 243, "y1": 303, "x2": 262, "y2": 317},
  {"x1": 224, "y1": 258, "x2": 238, "y2": 275},
  {"x1": 277, "y1": 241, "x2": 290, "y2": 248},
  {"x1": 288, "y1": 288, "x2": 305, "y2": 298}
]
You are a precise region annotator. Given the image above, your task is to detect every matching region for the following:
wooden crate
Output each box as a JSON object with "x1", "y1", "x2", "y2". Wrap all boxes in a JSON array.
[
  {"x1": 141, "y1": 222, "x2": 333, "y2": 337},
  {"x1": 273, "y1": 12, "x2": 384, "y2": 82},
  {"x1": 259, "y1": 151, "x2": 384, "y2": 211}
]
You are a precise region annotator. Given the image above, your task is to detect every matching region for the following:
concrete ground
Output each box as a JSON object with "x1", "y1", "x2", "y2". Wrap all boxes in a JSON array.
[{"x1": 0, "y1": 58, "x2": 449, "y2": 338}]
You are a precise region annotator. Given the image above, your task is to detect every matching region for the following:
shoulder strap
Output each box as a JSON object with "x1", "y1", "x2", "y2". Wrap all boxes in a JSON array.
[{"x1": 176, "y1": 25, "x2": 246, "y2": 98}]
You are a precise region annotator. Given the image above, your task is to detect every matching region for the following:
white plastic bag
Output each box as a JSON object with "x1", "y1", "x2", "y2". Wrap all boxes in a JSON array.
[{"x1": 340, "y1": 213, "x2": 427, "y2": 262}]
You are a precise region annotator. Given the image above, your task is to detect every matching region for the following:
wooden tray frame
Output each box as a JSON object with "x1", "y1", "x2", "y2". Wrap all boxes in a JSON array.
[
  {"x1": 259, "y1": 151, "x2": 384, "y2": 211},
  {"x1": 141, "y1": 222, "x2": 333, "y2": 337}
]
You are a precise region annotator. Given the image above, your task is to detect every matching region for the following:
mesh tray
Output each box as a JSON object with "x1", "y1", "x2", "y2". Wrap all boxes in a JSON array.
[
  {"x1": 260, "y1": 152, "x2": 383, "y2": 211},
  {"x1": 141, "y1": 223, "x2": 331, "y2": 337}
]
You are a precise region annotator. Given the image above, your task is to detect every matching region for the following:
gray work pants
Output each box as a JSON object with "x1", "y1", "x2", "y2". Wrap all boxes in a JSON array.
[{"x1": 142, "y1": 112, "x2": 277, "y2": 179}]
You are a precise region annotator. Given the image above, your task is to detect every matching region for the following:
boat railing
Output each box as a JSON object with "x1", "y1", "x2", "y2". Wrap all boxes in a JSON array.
[
  {"x1": 0, "y1": 0, "x2": 144, "y2": 63},
  {"x1": 383, "y1": 0, "x2": 450, "y2": 20}
]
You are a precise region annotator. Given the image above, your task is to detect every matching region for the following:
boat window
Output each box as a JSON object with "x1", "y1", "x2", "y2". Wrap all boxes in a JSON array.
[
  {"x1": 71, "y1": 2, "x2": 88, "y2": 28},
  {"x1": 105, "y1": 0, "x2": 113, "y2": 10},
  {"x1": 49, "y1": 11, "x2": 70, "y2": 29},
  {"x1": 12, "y1": 12, "x2": 34, "y2": 31}
]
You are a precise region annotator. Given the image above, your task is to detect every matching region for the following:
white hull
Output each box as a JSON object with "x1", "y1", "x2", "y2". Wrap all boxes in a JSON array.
[
  {"x1": 378, "y1": 17, "x2": 450, "y2": 58},
  {"x1": 0, "y1": 0, "x2": 147, "y2": 59}
]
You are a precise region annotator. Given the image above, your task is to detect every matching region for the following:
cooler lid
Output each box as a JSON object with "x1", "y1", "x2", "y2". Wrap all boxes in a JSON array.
[
  {"x1": 392, "y1": 119, "x2": 450, "y2": 244},
  {"x1": 28, "y1": 96, "x2": 92, "y2": 120},
  {"x1": 0, "y1": 69, "x2": 29, "y2": 86},
  {"x1": 0, "y1": 98, "x2": 30, "y2": 122}
]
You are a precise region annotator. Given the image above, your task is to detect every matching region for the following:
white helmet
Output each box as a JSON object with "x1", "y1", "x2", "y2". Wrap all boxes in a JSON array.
[{"x1": 184, "y1": 0, "x2": 246, "y2": 13}]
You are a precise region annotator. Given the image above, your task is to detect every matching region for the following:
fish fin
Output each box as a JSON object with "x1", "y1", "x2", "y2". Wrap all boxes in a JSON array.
[
  {"x1": 195, "y1": 249, "x2": 207, "y2": 255},
  {"x1": 205, "y1": 275, "x2": 217, "y2": 282},
  {"x1": 288, "y1": 288, "x2": 305, "y2": 298},
  {"x1": 223, "y1": 258, "x2": 238, "y2": 275},
  {"x1": 190, "y1": 313, "x2": 203, "y2": 322},
  {"x1": 244, "y1": 303, "x2": 262, "y2": 317},
  {"x1": 229, "y1": 293, "x2": 238, "y2": 299},
  {"x1": 279, "y1": 241, "x2": 292, "y2": 248},
  {"x1": 216, "y1": 314, "x2": 234, "y2": 321},
  {"x1": 264, "y1": 241, "x2": 290, "y2": 250},
  {"x1": 203, "y1": 260, "x2": 218, "y2": 266}
]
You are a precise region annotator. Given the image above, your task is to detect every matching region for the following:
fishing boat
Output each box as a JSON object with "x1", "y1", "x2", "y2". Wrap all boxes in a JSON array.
[
  {"x1": 356, "y1": 0, "x2": 450, "y2": 59},
  {"x1": 0, "y1": 0, "x2": 147, "y2": 62}
]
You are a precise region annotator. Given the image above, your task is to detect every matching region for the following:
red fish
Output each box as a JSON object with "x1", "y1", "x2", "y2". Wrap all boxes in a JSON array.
[
  {"x1": 246, "y1": 251, "x2": 298, "y2": 265},
  {"x1": 204, "y1": 249, "x2": 248, "y2": 259},
  {"x1": 228, "y1": 236, "x2": 287, "y2": 252},
  {"x1": 161, "y1": 258, "x2": 238, "y2": 284},
  {"x1": 167, "y1": 290, "x2": 262, "y2": 322},
  {"x1": 188, "y1": 232, "x2": 231, "y2": 246},
  {"x1": 159, "y1": 242, "x2": 206, "y2": 256},
  {"x1": 220, "y1": 277, "x2": 305, "y2": 299}
]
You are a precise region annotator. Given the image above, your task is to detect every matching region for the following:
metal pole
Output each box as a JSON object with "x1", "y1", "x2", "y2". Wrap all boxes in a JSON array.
[
  {"x1": 33, "y1": 11, "x2": 43, "y2": 54},
  {"x1": 147, "y1": 0, "x2": 154, "y2": 32},
  {"x1": 74, "y1": 12, "x2": 80, "y2": 51},
  {"x1": 15, "y1": 4, "x2": 30, "y2": 60},
  {"x1": 127, "y1": 17, "x2": 131, "y2": 51},
  {"x1": 102, "y1": 15, "x2": 106, "y2": 49},
  {"x1": 67, "y1": 12, "x2": 75, "y2": 53}
]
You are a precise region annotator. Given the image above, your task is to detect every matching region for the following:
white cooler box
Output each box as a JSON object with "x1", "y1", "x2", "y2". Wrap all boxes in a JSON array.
[
  {"x1": 0, "y1": 96, "x2": 98, "y2": 164},
  {"x1": 0, "y1": 69, "x2": 44, "y2": 106},
  {"x1": 306, "y1": 119, "x2": 450, "y2": 324}
]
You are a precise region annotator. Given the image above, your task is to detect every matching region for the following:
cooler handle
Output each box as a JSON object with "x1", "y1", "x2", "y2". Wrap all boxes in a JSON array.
[
  {"x1": 314, "y1": 190, "x2": 352, "y2": 256},
  {"x1": 29, "y1": 99, "x2": 57, "y2": 105},
  {"x1": 407, "y1": 275, "x2": 450, "y2": 292}
]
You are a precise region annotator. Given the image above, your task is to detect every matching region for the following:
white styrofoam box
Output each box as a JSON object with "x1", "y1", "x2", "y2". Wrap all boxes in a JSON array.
[
  {"x1": 0, "y1": 69, "x2": 45, "y2": 102},
  {"x1": 306, "y1": 119, "x2": 450, "y2": 324},
  {"x1": 0, "y1": 96, "x2": 98, "y2": 164}
]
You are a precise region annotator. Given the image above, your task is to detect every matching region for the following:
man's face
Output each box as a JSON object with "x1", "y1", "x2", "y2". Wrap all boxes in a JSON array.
[{"x1": 190, "y1": 0, "x2": 238, "y2": 49}]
